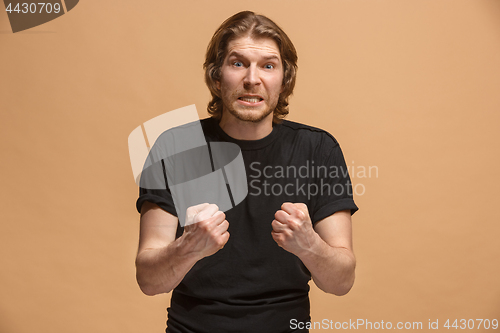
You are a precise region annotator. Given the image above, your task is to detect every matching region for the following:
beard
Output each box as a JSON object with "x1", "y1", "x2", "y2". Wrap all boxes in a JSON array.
[
  {"x1": 224, "y1": 103, "x2": 274, "y2": 123},
  {"x1": 221, "y1": 90, "x2": 278, "y2": 123}
]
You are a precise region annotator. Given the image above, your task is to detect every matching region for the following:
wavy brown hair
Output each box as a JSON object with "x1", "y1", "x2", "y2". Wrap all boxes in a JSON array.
[{"x1": 203, "y1": 11, "x2": 298, "y2": 123}]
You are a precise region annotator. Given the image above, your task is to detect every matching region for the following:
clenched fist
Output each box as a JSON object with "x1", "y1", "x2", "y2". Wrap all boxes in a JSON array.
[
  {"x1": 179, "y1": 203, "x2": 230, "y2": 260},
  {"x1": 271, "y1": 202, "x2": 319, "y2": 257}
]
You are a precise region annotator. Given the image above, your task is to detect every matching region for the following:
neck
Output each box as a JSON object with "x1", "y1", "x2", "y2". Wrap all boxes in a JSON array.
[{"x1": 219, "y1": 113, "x2": 273, "y2": 140}]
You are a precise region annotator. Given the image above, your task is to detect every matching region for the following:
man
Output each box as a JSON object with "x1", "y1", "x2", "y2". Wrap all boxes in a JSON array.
[{"x1": 135, "y1": 11, "x2": 358, "y2": 333}]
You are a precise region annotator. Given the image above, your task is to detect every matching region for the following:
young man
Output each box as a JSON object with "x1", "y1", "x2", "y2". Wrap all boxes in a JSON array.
[{"x1": 135, "y1": 11, "x2": 358, "y2": 333}]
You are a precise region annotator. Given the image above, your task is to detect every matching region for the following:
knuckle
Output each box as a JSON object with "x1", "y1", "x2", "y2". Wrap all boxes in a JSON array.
[
  {"x1": 200, "y1": 221, "x2": 211, "y2": 232},
  {"x1": 294, "y1": 203, "x2": 307, "y2": 215},
  {"x1": 186, "y1": 207, "x2": 196, "y2": 216},
  {"x1": 216, "y1": 237, "x2": 226, "y2": 247}
]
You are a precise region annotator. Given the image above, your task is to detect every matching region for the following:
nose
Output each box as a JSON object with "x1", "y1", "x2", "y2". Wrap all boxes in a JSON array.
[{"x1": 243, "y1": 65, "x2": 261, "y2": 88}]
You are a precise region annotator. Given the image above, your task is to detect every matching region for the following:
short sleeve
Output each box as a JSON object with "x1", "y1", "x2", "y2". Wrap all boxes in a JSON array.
[
  {"x1": 136, "y1": 159, "x2": 178, "y2": 218},
  {"x1": 310, "y1": 143, "x2": 358, "y2": 224},
  {"x1": 136, "y1": 186, "x2": 178, "y2": 217}
]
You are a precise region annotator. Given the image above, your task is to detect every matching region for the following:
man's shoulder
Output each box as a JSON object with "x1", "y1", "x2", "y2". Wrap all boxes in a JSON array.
[
  {"x1": 199, "y1": 117, "x2": 218, "y2": 133},
  {"x1": 279, "y1": 119, "x2": 339, "y2": 147}
]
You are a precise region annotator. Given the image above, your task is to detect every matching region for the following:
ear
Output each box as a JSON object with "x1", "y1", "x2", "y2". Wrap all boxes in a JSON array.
[{"x1": 215, "y1": 80, "x2": 221, "y2": 91}]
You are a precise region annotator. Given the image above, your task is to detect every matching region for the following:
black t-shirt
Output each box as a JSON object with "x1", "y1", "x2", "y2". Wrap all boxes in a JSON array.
[{"x1": 136, "y1": 117, "x2": 358, "y2": 333}]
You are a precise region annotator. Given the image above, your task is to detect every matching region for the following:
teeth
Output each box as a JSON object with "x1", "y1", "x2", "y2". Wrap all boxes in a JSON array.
[{"x1": 240, "y1": 97, "x2": 261, "y2": 103}]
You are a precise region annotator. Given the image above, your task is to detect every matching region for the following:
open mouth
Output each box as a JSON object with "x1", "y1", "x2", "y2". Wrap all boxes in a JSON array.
[{"x1": 238, "y1": 96, "x2": 263, "y2": 103}]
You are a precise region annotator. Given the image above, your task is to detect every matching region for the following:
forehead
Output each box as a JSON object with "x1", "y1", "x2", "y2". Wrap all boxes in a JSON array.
[{"x1": 225, "y1": 36, "x2": 281, "y2": 60}]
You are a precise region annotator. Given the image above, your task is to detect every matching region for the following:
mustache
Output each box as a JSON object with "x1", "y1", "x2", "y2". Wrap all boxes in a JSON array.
[{"x1": 230, "y1": 91, "x2": 266, "y2": 99}]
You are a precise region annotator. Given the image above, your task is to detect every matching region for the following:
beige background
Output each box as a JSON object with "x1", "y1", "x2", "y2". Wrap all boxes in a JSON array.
[{"x1": 1, "y1": 0, "x2": 499, "y2": 332}]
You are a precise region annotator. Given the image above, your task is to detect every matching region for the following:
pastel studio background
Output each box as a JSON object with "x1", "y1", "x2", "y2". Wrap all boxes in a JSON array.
[{"x1": 1, "y1": 0, "x2": 499, "y2": 332}]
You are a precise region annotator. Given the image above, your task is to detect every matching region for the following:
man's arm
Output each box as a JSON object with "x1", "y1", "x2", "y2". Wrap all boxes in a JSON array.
[
  {"x1": 135, "y1": 202, "x2": 229, "y2": 296},
  {"x1": 271, "y1": 203, "x2": 355, "y2": 296}
]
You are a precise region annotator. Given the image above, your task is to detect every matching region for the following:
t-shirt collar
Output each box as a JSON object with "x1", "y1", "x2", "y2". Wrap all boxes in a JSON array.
[{"x1": 209, "y1": 117, "x2": 281, "y2": 151}]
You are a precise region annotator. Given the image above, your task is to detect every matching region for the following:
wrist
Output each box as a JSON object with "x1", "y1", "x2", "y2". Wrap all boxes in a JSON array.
[
  {"x1": 171, "y1": 234, "x2": 205, "y2": 264},
  {"x1": 296, "y1": 231, "x2": 325, "y2": 260},
  {"x1": 171, "y1": 234, "x2": 204, "y2": 263}
]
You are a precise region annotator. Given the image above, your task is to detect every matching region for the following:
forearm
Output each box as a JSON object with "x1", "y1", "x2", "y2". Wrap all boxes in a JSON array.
[
  {"x1": 298, "y1": 235, "x2": 356, "y2": 296},
  {"x1": 135, "y1": 236, "x2": 200, "y2": 296}
]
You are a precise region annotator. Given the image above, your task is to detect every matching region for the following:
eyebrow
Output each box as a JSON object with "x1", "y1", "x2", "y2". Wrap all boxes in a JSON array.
[{"x1": 227, "y1": 52, "x2": 281, "y2": 62}]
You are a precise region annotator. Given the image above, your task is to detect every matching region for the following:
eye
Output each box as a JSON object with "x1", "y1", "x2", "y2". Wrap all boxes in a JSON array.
[
  {"x1": 264, "y1": 64, "x2": 275, "y2": 69},
  {"x1": 233, "y1": 61, "x2": 243, "y2": 67}
]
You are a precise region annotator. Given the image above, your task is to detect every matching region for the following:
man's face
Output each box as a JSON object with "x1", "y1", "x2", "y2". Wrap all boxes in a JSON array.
[{"x1": 217, "y1": 36, "x2": 284, "y2": 123}]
